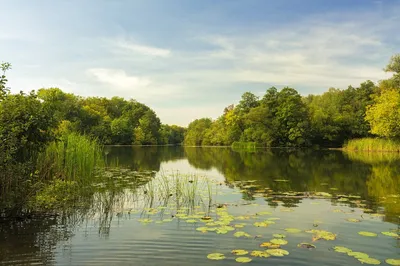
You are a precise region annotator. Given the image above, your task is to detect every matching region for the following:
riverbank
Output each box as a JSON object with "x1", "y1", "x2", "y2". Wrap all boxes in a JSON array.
[{"x1": 343, "y1": 138, "x2": 400, "y2": 152}]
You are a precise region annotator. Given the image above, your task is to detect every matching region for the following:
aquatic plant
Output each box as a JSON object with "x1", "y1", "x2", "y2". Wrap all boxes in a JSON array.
[{"x1": 344, "y1": 138, "x2": 400, "y2": 152}]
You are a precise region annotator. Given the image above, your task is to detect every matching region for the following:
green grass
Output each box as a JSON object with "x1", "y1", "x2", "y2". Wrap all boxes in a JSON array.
[
  {"x1": 37, "y1": 133, "x2": 104, "y2": 183},
  {"x1": 344, "y1": 138, "x2": 400, "y2": 152}
]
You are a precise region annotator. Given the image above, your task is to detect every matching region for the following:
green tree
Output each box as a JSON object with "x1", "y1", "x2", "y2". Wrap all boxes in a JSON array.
[
  {"x1": 365, "y1": 89, "x2": 400, "y2": 138},
  {"x1": 184, "y1": 118, "x2": 212, "y2": 146}
]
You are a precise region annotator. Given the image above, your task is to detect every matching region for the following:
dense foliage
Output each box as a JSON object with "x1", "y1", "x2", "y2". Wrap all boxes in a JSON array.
[{"x1": 184, "y1": 54, "x2": 400, "y2": 147}]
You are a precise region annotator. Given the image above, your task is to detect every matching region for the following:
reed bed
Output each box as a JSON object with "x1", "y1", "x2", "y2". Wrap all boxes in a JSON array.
[
  {"x1": 344, "y1": 138, "x2": 400, "y2": 152},
  {"x1": 37, "y1": 133, "x2": 104, "y2": 183}
]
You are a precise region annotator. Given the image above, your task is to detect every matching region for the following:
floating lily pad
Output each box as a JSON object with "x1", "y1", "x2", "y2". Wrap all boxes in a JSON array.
[
  {"x1": 381, "y1": 231, "x2": 399, "y2": 237},
  {"x1": 386, "y1": 259, "x2": 400, "y2": 265},
  {"x1": 207, "y1": 253, "x2": 225, "y2": 260},
  {"x1": 236, "y1": 257, "x2": 252, "y2": 263},
  {"x1": 231, "y1": 250, "x2": 249, "y2": 256},
  {"x1": 358, "y1": 258, "x2": 381, "y2": 265},
  {"x1": 333, "y1": 246, "x2": 352, "y2": 253},
  {"x1": 285, "y1": 228, "x2": 302, "y2": 233},
  {"x1": 260, "y1": 242, "x2": 279, "y2": 248},
  {"x1": 273, "y1": 234, "x2": 286, "y2": 238},
  {"x1": 266, "y1": 249, "x2": 289, "y2": 257},
  {"x1": 348, "y1": 252, "x2": 369, "y2": 259},
  {"x1": 257, "y1": 211, "x2": 272, "y2": 215},
  {"x1": 297, "y1": 243, "x2": 316, "y2": 249},
  {"x1": 358, "y1": 231, "x2": 377, "y2": 237},
  {"x1": 254, "y1": 222, "x2": 269, "y2": 227},
  {"x1": 346, "y1": 218, "x2": 361, "y2": 223},
  {"x1": 270, "y1": 239, "x2": 288, "y2": 245},
  {"x1": 311, "y1": 230, "x2": 336, "y2": 241},
  {"x1": 234, "y1": 231, "x2": 251, "y2": 238},
  {"x1": 250, "y1": 250, "x2": 270, "y2": 258}
]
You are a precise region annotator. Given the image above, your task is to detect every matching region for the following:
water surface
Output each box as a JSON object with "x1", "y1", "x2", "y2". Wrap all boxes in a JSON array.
[{"x1": 0, "y1": 147, "x2": 399, "y2": 265}]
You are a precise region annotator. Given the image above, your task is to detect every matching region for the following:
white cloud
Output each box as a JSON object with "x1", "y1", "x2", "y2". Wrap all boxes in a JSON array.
[
  {"x1": 113, "y1": 39, "x2": 171, "y2": 57},
  {"x1": 87, "y1": 68, "x2": 151, "y2": 89}
]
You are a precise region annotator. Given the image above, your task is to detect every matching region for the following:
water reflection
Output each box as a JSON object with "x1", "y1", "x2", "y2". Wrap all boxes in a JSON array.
[{"x1": 0, "y1": 147, "x2": 399, "y2": 265}]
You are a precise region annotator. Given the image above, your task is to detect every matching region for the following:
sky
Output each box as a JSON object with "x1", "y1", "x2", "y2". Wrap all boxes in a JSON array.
[{"x1": 1, "y1": 0, "x2": 399, "y2": 126}]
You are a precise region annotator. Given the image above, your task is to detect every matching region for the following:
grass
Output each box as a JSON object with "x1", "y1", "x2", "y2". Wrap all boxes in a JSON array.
[
  {"x1": 344, "y1": 138, "x2": 400, "y2": 152},
  {"x1": 37, "y1": 133, "x2": 105, "y2": 183}
]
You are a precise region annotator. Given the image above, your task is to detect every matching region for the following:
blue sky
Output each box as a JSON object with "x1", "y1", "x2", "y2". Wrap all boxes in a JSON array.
[{"x1": 1, "y1": 0, "x2": 399, "y2": 126}]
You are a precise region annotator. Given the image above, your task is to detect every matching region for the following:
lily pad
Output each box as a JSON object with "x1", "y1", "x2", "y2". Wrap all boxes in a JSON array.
[
  {"x1": 257, "y1": 211, "x2": 272, "y2": 215},
  {"x1": 273, "y1": 234, "x2": 286, "y2": 238},
  {"x1": 250, "y1": 250, "x2": 270, "y2": 258},
  {"x1": 231, "y1": 249, "x2": 249, "y2": 256},
  {"x1": 285, "y1": 228, "x2": 302, "y2": 233},
  {"x1": 234, "y1": 231, "x2": 251, "y2": 238},
  {"x1": 207, "y1": 253, "x2": 225, "y2": 260},
  {"x1": 348, "y1": 252, "x2": 369, "y2": 259},
  {"x1": 386, "y1": 259, "x2": 400, "y2": 265},
  {"x1": 381, "y1": 231, "x2": 399, "y2": 237},
  {"x1": 358, "y1": 231, "x2": 377, "y2": 237},
  {"x1": 333, "y1": 246, "x2": 352, "y2": 253},
  {"x1": 297, "y1": 243, "x2": 316, "y2": 249},
  {"x1": 235, "y1": 257, "x2": 252, "y2": 263},
  {"x1": 260, "y1": 242, "x2": 280, "y2": 248},
  {"x1": 266, "y1": 249, "x2": 289, "y2": 257},
  {"x1": 270, "y1": 239, "x2": 288, "y2": 245},
  {"x1": 358, "y1": 258, "x2": 381, "y2": 265}
]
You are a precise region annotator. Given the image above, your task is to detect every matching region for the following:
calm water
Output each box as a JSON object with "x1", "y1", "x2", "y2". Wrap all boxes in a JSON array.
[{"x1": 0, "y1": 147, "x2": 399, "y2": 265}]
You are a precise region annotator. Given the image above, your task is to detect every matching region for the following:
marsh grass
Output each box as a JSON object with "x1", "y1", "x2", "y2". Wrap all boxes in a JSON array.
[
  {"x1": 37, "y1": 133, "x2": 104, "y2": 183},
  {"x1": 344, "y1": 138, "x2": 400, "y2": 152}
]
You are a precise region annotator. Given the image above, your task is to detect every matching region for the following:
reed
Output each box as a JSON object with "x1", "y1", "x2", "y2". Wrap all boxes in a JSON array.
[
  {"x1": 37, "y1": 133, "x2": 104, "y2": 183},
  {"x1": 344, "y1": 138, "x2": 400, "y2": 152}
]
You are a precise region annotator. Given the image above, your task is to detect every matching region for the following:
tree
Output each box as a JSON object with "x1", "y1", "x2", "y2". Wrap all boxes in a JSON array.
[
  {"x1": 236, "y1": 92, "x2": 259, "y2": 114},
  {"x1": 365, "y1": 89, "x2": 400, "y2": 138},
  {"x1": 0, "y1": 62, "x2": 11, "y2": 100},
  {"x1": 184, "y1": 118, "x2": 212, "y2": 146}
]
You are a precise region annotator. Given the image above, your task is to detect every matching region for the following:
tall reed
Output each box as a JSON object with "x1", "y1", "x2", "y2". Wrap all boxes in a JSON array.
[
  {"x1": 37, "y1": 133, "x2": 104, "y2": 183},
  {"x1": 344, "y1": 138, "x2": 400, "y2": 152}
]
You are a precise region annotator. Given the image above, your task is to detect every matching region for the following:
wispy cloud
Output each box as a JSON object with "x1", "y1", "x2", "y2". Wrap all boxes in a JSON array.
[{"x1": 112, "y1": 39, "x2": 171, "y2": 57}]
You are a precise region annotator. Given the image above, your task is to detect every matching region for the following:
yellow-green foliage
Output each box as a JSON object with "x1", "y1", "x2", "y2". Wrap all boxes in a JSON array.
[
  {"x1": 344, "y1": 138, "x2": 400, "y2": 152},
  {"x1": 37, "y1": 133, "x2": 104, "y2": 182},
  {"x1": 32, "y1": 179, "x2": 78, "y2": 209}
]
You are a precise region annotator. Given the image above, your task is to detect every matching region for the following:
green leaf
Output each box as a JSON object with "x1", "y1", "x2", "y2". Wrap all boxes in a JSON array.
[
  {"x1": 358, "y1": 231, "x2": 377, "y2": 237},
  {"x1": 266, "y1": 249, "x2": 289, "y2": 257},
  {"x1": 333, "y1": 246, "x2": 352, "y2": 253},
  {"x1": 381, "y1": 231, "x2": 399, "y2": 237},
  {"x1": 250, "y1": 250, "x2": 270, "y2": 258},
  {"x1": 358, "y1": 258, "x2": 381, "y2": 265},
  {"x1": 270, "y1": 239, "x2": 288, "y2": 245},
  {"x1": 297, "y1": 243, "x2": 316, "y2": 249},
  {"x1": 235, "y1": 257, "x2": 252, "y2": 263},
  {"x1": 231, "y1": 250, "x2": 249, "y2": 256},
  {"x1": 273, "y1": 233, "x2": 286, "y2": 238},
  {"x1": 385, "y1": 259, "x2": 400, "y2": 265},
  {"x1": 285, "y1": 228, "x2": 302, "y2": 233},
  {"x1": 207, "y1": 253, "x2": 225, "y2": 260},
  {"x1": 348, "y1": 252, "x2": 369, "y2": 259},
  {"x1": 234, "y1": 231, "x2": 251, "y2": 238}
]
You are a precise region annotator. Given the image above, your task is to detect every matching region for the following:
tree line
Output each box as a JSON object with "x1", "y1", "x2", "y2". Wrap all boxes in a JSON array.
[{"x1": 184, "y1": 54, "x2": 400, "y2": 147}]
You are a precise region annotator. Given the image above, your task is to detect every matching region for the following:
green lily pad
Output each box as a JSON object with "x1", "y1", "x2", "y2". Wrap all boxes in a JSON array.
[
  {"x1": 358, "y1": 258, "x2": 381, "y2": 265},
  {"x1": 231, "y1": 249, "x2": 249, "y2": 255},
  {"x1": 273, "y1": 234, "x2": 286, "y2": 238},
  {"x1": 285, "y1": 228, "x2": 302, "y2": 233},
  {"x1": 257, "y1": 211, "x2": 272, "y2": 215},
  {"x1": 235, "y1": 257, "x2": 252, "y2": 263},
  {"x1": 270, "y1": 239, "x2": 288, "y2": 245},
  {"x1": 254, "y1": 222, "x2": 269, "y2": 227},
  {"x1": 266, "y1": 249, "x2": 289, "y2": 257},
  {"x1": 358, "y1": 231, "x2": 377, "y2": 237},
  {"x1": 381, "y1": 231, "x2": 399, "y2": 237},
  {"x1": 333, "y1": 246, "x2": 352, "y2": 253},
  {"x1": 207, "y1": 253, "x2": 225, "y2": 260},
  {"x1": 348, "y1": 252, "x2": 369, "y2": 259},
  {"x1": 250, "y1": 250, "x2": 270, "y2": 258},
  {"x1": 234, "y1": 231, "x2": 251, "y2": 238},
  {"x1": 386, "y1": 259, "x2": 400, "y2": 265}
]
